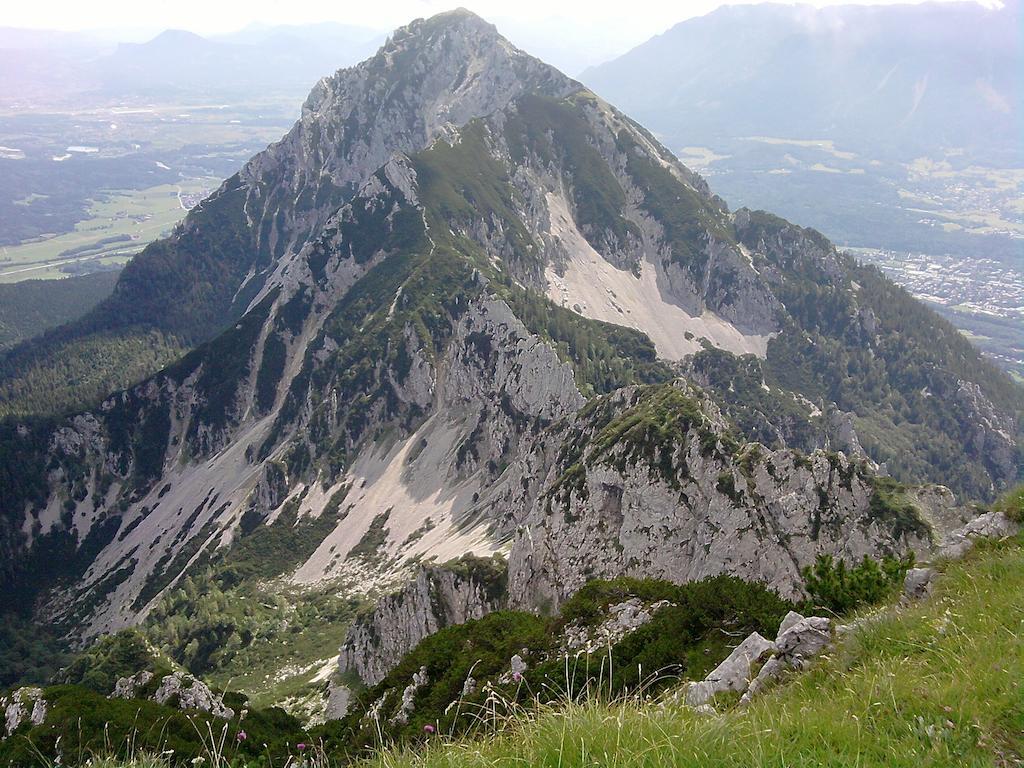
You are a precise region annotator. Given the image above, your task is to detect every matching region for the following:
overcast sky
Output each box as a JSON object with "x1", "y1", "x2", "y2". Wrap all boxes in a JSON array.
[{"x1": 3, "y1": 0, "x2": 1000, "y2": 73}]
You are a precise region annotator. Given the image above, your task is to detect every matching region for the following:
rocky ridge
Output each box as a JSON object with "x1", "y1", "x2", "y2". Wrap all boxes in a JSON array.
[{"x1": 0, "y1": 9, "x2": 1018, "y2": 713}]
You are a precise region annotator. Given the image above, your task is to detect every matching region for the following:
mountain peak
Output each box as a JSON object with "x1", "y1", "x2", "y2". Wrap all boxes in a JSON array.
[
  {"x1": 411, "y1": 7, "x2": 496, "y2": 31},
  {"x1": 376, "y1": 7, "x2": 510, "y2": 67},
  {"x1": 142, "y1": 29, "x2": 210, "y2": 48},
  {"x1": 281, "y1": 10, "x2": 578, "y2": 192}
]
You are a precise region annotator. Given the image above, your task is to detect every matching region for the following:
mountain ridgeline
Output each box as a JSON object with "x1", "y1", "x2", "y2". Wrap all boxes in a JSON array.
[
  {"x1": 582, "y1": 1, "x2": 1020, "y2": 161},
  {"x1": 0, "y1": 8, "x2": 1020, "y2": 694}
]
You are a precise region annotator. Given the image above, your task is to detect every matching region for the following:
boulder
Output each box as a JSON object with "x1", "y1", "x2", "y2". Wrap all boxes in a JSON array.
[
  {"x1": 684, "y1": 632, "x2": 775, "y2": 707},
  {"x1": 112, "y1": 670, "x2": 154, "y2": 699},
  {"x1": 777, "y1": 610, "x2": 805, "y2": 636},
  {"x1": 775, "y1": 614, "x2": 832, "y2": 669},
  {"x1": 903, "y1": 568, "x2": 937, "y2": 601},
  {"x1": 738, "y1": 613, "x2": 833, "y2": 705},
  {"x1": 152, "y1": 673, "x2": 234, "y2": 719},
  {"x1": 510, "y1": 653, "x2": 528, "y2": 679},
  {"x1": 392, "y1": 666, "x2": 429, "y2": 725},
  {"x1": 2, "y1": 687, "x2": 47, "y2": 739},
  {"x1": 739, "y1": 655, "x2": 787, "y2": 705},
  {"x1": 938, "y1": 512, "x2": 1019, "y2": 560}
]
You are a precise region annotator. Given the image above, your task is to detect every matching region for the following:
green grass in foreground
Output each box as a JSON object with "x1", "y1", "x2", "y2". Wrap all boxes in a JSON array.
[{"x1": 366, "y1": 535, "x2": 1024, "y2": 768}]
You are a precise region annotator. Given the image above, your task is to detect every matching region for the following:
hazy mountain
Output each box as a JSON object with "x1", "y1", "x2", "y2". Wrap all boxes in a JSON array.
[
  {"x1": 0, "y1": 23, "x2": 385, "y2": 105},
  {"x1": 583, "y1": 1, "x2": 1020, "y2": 161},
  {"x1": 0, "y1": 9, "x2": 1019, "y2": 742},
  {"x1": 95, "y1": 26, "x2": 385, "y2": 98}
]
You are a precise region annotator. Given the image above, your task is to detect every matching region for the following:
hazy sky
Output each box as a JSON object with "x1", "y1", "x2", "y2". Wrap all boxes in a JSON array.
[
  {"x1": 3, "y1": 0, "x2": 1000, "y2": 73},
  {"x1": 5, "y1": 0, "x2": 995, "y2": 36}
]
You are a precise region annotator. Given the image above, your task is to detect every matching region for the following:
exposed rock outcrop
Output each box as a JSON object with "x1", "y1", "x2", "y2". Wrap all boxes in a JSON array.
[
  {"x1": 562, "y1": 598, "x2": 672, "y2": 654},
  {"x1": 952, "y1": 381, "x2": 1017, "y2": 487},
  {"x1": 938, "y1": 511, "x2": 1020, "y2": 560},
  {"x1": 2, "y1": 688, "x2": 47, "y2": 739},
  {"x1": 739, "y1": 612, "x2": 834, "y2": 705},
  {"x1": 684, "y1": 632, "x2": 776, "y2": 708},
  {"x1": 773, "y1": 614, "x2": 832, "y2": 668},
  {"x1": 111, "y1": 670, "x2": 155, "y2": 700},
  {"x1": 339, "y1": 556, "x2": 507, "y2": 686},
  {"x1": 507, "y1": 383, "x2": 933, "y2": 611},
  {"x1": 152, "y1": 673, "x2": 234, "y2": 719},
  {"x1": 393, "y1": 666, "x2": 429, "y2": 725},
  {"x1": 902, "y1": 567, "x2": 937, "y2": 601}
]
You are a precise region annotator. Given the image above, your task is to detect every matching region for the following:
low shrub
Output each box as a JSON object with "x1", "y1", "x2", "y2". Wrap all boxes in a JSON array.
[
  {"x1": 993, "y1": 483, "x2": 1024, "y2": 523},
  {"x1": 802, "y1": 553, "x2": 913, "y2": 615}
]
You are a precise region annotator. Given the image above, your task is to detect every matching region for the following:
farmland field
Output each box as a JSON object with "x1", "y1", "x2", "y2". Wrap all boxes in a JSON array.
[
  {"x1": 0, "y1": 179, "x2": 221, "y2": 284},
  {"x1": 0, "y1": 178, "x2": 219, "y2": 282}
]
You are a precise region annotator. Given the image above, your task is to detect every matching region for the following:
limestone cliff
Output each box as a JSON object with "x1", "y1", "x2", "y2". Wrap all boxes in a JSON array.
[{"x1": 339, "y1": 556, "x2": 507, "y2": 687}]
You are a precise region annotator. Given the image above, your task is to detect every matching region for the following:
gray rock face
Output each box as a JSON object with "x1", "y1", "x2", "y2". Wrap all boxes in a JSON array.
[
  {"x1": 510, "y1": 654, "x2": 528, "y2": 678},
  {"x1": 325, "y1": 683, "x2": 352, "y2": 720},
  {"x1": 497, "y1": 653, "x2": 529, "y2": 685},
  {"x1": 151, "y1": 673, "x2": 234, "y2": 719},
  {"x1": 776, "y1": 610, "x2": 805, "y2": 636},
  {"x1": 448, "y1": 299, "x2": 585, "y2": 425},
  {"x1": 825, "y1": 408, "x2": 866, "y2": 459},
  {"x1": 2, "y1": 688, "x2": 47, "y2": 738},
  {"x1": 774, "y1": 615, "x2": 832, "y2": 669},
  {"x1": 659, "y1": 234, "x2": 780, "y2": 337},
  {"x1": 393, "y1": 666, "x2": 429, "y2": 725},
  {"x1": 112, "y1": 670, "x2": 154, "y2": 699},
  {"x1": 507, "y1": 384, "x2": 932, "y2": 611},
  {"x1": 339, "y1": 558, "x2": 507, "y2": 686},
  {"x1": 910, "y1": 485, "x2": 975, "y2": 542},
  {"x1": 238, "y1": 9, "x2": 579, "y2": 263},
  {"x1": 562, "y1": 598, "x2": 672, "y2": 654},
  {"x1": 739, "y1": 655, "x2": 788, "y2": 705},
  {"x1": 953, "y1": 381, "x2": 1017, "y2": 487},
  {"x1": 739, "y1": 612, "x2": 833, "y2": 705},
  {"x1": 938, "y1": 512, "x2": 1019, "y2": 560},
  {"x1": 442, "y1": 297, "x2": 586, "y2": 489},
  {"x1": 684, "y1": 632, "x2": 776, "y2": 707},
  {"x1": 903, "y1": 568, "x2": 938, "y2": 601}
]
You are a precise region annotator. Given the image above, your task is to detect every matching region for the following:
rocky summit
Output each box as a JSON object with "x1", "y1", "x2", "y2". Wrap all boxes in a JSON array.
[{"x1": 0, "y1": 8, "x2": 1021, "y2": 760}]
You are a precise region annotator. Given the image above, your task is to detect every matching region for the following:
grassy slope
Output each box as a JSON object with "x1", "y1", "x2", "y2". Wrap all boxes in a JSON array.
[{"x1": 368, "y1": 535, "x2": 1024, "y2": 768}]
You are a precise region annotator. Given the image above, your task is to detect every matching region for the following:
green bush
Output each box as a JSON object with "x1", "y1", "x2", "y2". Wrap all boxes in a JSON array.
[
  {"x1": 0, "y1": 684, "x2": 306, "y2": 768},
  {"x1": 57, "y1": 629, "x2": 173, "y2": 695},
  {"x1": 802, "y1": 553, "x2": 913, "y2": 615},
  {"x1": 0, "y1": 612, "x2": 71, "y2": 688},
  {"x1": 993, "y1": 483, "x2": 1024, "y2": 523}
]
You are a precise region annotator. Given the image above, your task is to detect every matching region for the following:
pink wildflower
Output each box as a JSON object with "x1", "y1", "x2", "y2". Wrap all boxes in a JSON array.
[
  {"x1": 297, "y1": 743, "x2": 307, "y2": 751},
  {"x1": 236, "y1": 731, "x2": 247, "y2": 742},
  {"x1": 423, "y1": 724, "x2": 436, "y2": 735}
]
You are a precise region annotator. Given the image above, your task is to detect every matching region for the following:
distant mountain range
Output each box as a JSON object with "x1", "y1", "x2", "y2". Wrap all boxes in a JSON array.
[
  {"x1": 583, "y1": 1, "x2": 1020, "y2": 161},
  {"x1": 0, "y1": 23, "x2": 385, "y2": 104}
]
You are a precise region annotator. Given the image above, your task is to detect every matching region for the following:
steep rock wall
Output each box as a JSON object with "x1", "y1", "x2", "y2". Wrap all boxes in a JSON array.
[{"x1": 338, "y1": 556, "x2": 507, "y2": 686}]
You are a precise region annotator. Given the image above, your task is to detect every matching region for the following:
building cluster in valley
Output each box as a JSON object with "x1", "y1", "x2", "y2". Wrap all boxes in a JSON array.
[{"x1": 854, "y1": 249, "x2": 1024, "y2": 322}]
